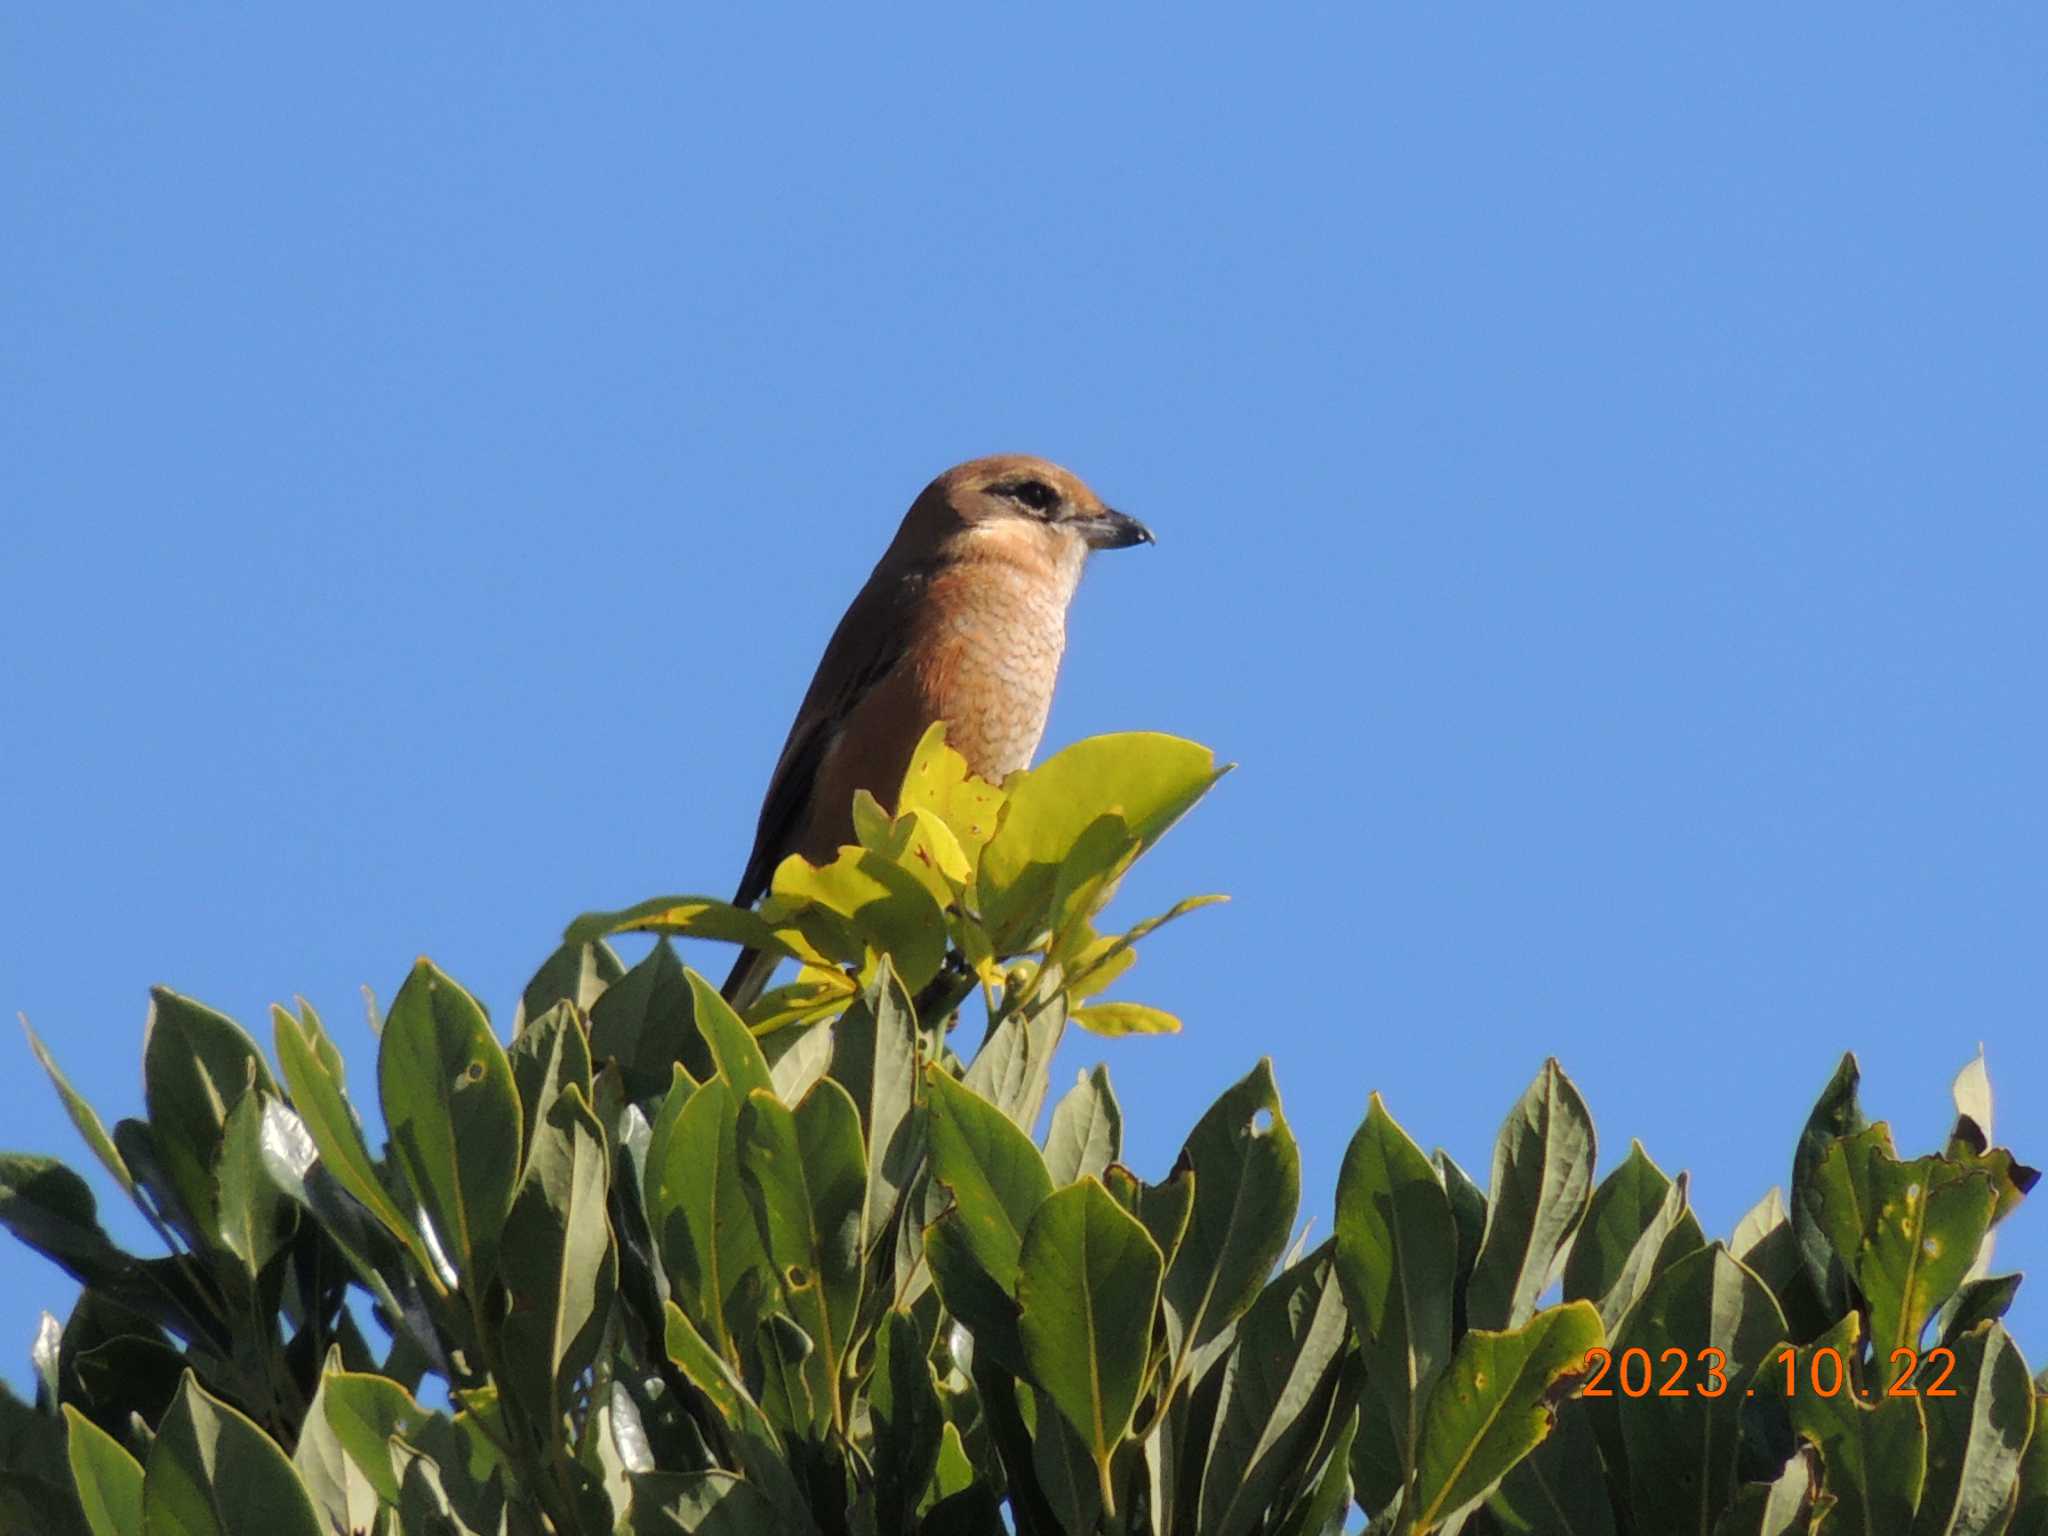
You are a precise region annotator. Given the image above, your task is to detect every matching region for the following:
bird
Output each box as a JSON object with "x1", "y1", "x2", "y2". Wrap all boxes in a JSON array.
[{"x1": 721, "y1": 454, "x2": 1155, "y2": 1009}]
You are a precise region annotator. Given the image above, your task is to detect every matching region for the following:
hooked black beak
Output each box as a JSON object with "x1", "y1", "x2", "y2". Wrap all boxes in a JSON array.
[{"x1": 1078, "y1": 508, "x2": 1156, "y2": 550}]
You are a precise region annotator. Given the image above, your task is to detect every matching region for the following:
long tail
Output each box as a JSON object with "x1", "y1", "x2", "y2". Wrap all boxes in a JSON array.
[{"x1": 721, "y1": 945, "x2": 781, "y2": 1013}]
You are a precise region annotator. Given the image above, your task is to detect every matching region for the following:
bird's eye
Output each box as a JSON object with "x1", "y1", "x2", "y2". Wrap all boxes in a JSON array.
[{"x1": 999, "y1": 479, "x2": 1060, "y2": 515}]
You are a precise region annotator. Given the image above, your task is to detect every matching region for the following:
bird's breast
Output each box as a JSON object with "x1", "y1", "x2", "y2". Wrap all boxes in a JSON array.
[{"x1": 917, "y1": 557, "x2": 1071, "y2": 783}]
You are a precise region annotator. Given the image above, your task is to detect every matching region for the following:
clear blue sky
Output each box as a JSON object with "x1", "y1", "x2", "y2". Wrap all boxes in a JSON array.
[{"x1": 5, "y1": 8, "x2": 2044, "y2": 1385}]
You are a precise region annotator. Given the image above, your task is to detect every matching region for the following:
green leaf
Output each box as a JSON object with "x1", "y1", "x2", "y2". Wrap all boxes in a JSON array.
[
  {"x1": 507, "y1": 998, "x2": 595, "y2": 1153},
  {"x1": 1610, "y1": 1244, "x2": 1790, "y2": 1530},
  {"x1": 625, "y1": 1471, "x2": 780, "y2": 1534},
  {"x1": 1104, "y1": 1160, "x2": 1196, "y2": 1277},
  {"x1": 870, "y1": 1310, "x2": 944, "y2": 1536},
  {"x1": 24, "y1": 1023, "x2": 136, "y2": 1203},
  {"x1": 588, "y1": 940, "x2": 712, "y2": 1098},
  {"x1": 1709, "y1": 1448, "x2": 1818, "y2": 1536},
  {"x1": 738, "y1": 1079, "x2": 867, "y2": 1433},
  {"x1": 1791, "y1": 1052, "x2": 1869, "y2": 1318},
  {"x1": 827, "y1": 959, "x2": 925, "y2": 1254},
  {"x1": 0, "y1": 1153, "x2": 129, "y2": 1287},
  {"x1": 1563, "y1": 1141, "x2": 1706, "y2": 1336},
  {"x1": 1466, "y1": 1059, "x2": 1597, "y2": 1333},
  {"x1": 1811, "y1": 1123, "x2": 1998, "y2": 1354},
  {"x1": 977, "y1": 731, "x2": 1224, "y2": 949},
  {"x1": 564, "y1": 892, "x2": 792, "y2": 953},
  {"x1": 499, "y1": 1085, "x2": 617, "y2": 1433},
  {"x1": 142, "y1": 989, "x2": 274, "y2": 1252},
  {"x1": 1408, "y1": 1301, "x2": 1604, "y2": 1533},
  {"x1": 65, "y1": 1405, "x2": 144, "y2": 1536},
  {"x1": 377, "y1": 959, "x2": 521, "y2": 1288},
  {"x1": 687, "y1": 971, "x2": 775, "y2": 1103},
  {"x1": 1778, "y1": 1315, "x2": 1926, "y2": 1535},
  {"x1": 1912, "y1": 1322, "x2": 2034, "y2": 1536},
  {"x1": 290, "y1": 1362, "x2": 378, "y2": 1536},
  {"x1": 2016, "y1": 1393, "x2": 2048, "y2": 1536},
  {"x1": 1335, "y1": 1094, "x2": 1457, "y2": 1493},
  {"x1": 924, "y1": 1068, "x2": 1054, "y2": 1293},
  {"x1": 1015, "y1": 1177, "x2": 1165, "y2": 1514},
  {"x1": 962, "y1": 991, "x2": 1067, "y2": 1131},
  {"x1": 517, "y1": 936, "x2": 625, "y2": 1030},
  {"x1": 1198, "y1": 1240, "x2": 1353, "y2": 1536},
  {"x1": 1163, "y1": 1059, "x2": 1300, "y2": 1367},
  {"x1": 211, "y1": 1091, "x2": 293, "y2": 1277},
  {"x1": 316, "y1": 1369, "x2": 433, "y2": 1507},
  {"x1": 644, "y1": 1076, "x2": 771, "y2": 1360},
  {"x1": 271, "y1": 1004, "x2": 428, "y2": 1273},
  {"x1": 1044, "y1": 1066, "x2": 1122, "y2": 1187},
  {"x1": 660, "y1": 1303, "x2": 814, "y2": 1531},
  {"x1": 141, "y1": 1372, "x2": 322, "y2": 1536},
  {"x1": 1487, "y1": 1400, "x2": 1617, "y2": 1536}
]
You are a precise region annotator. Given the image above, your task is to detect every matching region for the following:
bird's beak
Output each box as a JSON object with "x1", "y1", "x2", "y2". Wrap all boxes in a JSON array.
[{"x1": 1077, "y1": 508, "x2": 1156, "y2": 550}]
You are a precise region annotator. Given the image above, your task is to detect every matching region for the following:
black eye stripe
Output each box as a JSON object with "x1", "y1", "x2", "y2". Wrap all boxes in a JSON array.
[{"x1": 995, "y1": 479, "x2": 1060, "y2": 514}]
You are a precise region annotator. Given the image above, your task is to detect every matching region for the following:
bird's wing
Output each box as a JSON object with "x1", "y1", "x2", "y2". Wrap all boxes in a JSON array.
[{"x1": 731, "y1": 562, "x2": 930, "y2": 909}]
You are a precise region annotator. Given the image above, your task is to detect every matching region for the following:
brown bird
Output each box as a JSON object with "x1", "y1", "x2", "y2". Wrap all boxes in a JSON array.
[{"x1": 722, "y1": 454, "x2": 1155, "y2": 1007}]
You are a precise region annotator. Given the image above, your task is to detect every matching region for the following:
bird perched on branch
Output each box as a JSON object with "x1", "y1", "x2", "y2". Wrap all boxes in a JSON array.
[{"x1": 722, "y1": 454, "x2": 1155, "y2": 1008}]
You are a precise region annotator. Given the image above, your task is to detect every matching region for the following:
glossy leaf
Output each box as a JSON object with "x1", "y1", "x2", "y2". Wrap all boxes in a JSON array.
[
  {"x1": 1486, "y1": 1400, "x2": 1617, "y2": 1536},
  {"x1": 64, "y1": 1405, "x2": 144, "y2": 1536},
  {"x1": 142, "y1": 989, "x2": 274, "y2": 1251},
  {"x1": 977, "y1": 731, "x2": 1223, "y2": 948},
  {"x1": 499, "y1": 1085, "x2": 617, "y2": 1431},
  {"x1": 142, "y1": 1373, "x2": 322, "y2": 1536},
  {"x1": 687, "y1": 971, "x2": 775, "y2": 1103},
  {"x1": 924, "y1": 1068, "x2": 1053, "y2": 1292},
  {"x1": 1563, "y1": 1140, "x2": 1705, "y2": 1335},
  {"x1": 271, "y1": 1004, "x2": 427, "y2": 1272},
  {"x1": 1015, "y1": 1178, "x2": 1164, "y2": 1511},
  {"x1": 517, "y1": 936, "x2": 625, "y2": 1031},
  {"x1": 827, "y1": 959, "x2": 924, "y2": 1251},
  {"x1": 644, "y1": 1076, "x2": 771, "y2": 1360},
  {"x1": 377, "y1": 959, "x2": 520, "y2": 1287},
  {"x1": 738, "y1": 1079, "x2": 867, "y2": 1432}
]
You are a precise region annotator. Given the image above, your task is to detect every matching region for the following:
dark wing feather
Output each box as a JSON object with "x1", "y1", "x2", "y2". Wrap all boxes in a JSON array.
[{"x1": 729, "y1": 559, "x2": 932, "y2": 909}]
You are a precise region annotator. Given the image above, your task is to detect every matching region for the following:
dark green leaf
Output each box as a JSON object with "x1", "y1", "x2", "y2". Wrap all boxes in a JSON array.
[
  {"x1": 625, "y1": 1470, "x2": 780, "y2": 1534},
  {"x1": 1610, "y1": 1244, "x2": 1790, "y2": 1530},
  {"x1": 141, "y1": 1372, "x2": 322, "y2": 1536},
  {"x1": 1162, "y1": 1059, "x2": 1300, "y2": 1367},
  {"x1": 1790, "y1": 1052, "x2": 1868, "y2": 1319},
  {"x1": 827, "y1": 959, "x2": 925, "y2": 1254},
  {"x1": 1487, "y1": 1399, "x2": 1616, "y2": 1536},
  {"x1": 1335, "y1": 1094, "x2": 1456, "y2": 1492},
  {"x1": 1912, "y1": 1322, "x2": 2034, "y2": 1536},
  {"x1": 738, "y1": 1079, "x2": 867, "y2": 1434},
  {"x1": 142, "y1": 989, "x2": 274, "y2": 1254},
  {"x1": 1015, "y1": 1178, "x2": 1164, "y2": 1512},
  {"x1": 506, "y1": 999, "x2": 594, "y2": 1158},
  {"x1": 1467, "y1": 1060, "x2": 1596, "y2": 1332},
  {"x1": 644, "y1": 1075, "x2": 770, "y2": 1361},
  {"x1": 517, "y1": 937, "x2": 625, "y2": 1031},
  {"x1": 1198, "y1": 1240, "x2": 1352, "y2": 1536},
  {"x1": 1777, "y1": 1314, "x2": 1926, "y2": 1536},
  {"x1": 499, "y1": 1086, "x2": 617, "y2": 1432},
  {"x1": 1563, "y1": 1141, "x2": 1705, "y2": 1335},
  {"x1": 378, "y1": 958, "x2": 521, "y2": 1287},
  {"x1": 589, "y1": 941, "x2": 711, "y2": 1097}
]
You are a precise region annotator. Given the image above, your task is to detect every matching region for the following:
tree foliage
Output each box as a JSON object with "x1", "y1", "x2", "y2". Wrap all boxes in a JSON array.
[{"x1": 2, "y1": 728, "x2": 2040, "y2": 1534}]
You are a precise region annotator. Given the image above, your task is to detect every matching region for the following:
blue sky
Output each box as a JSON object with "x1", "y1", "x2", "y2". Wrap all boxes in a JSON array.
[{"x1": 4, "y1": 7, "x2": 2044, "y2": 1384}]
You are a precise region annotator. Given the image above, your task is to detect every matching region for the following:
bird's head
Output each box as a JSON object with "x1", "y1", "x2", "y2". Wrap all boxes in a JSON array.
[{"x1": 903, "y1": 455, "x2": 1155, "y2": 571}]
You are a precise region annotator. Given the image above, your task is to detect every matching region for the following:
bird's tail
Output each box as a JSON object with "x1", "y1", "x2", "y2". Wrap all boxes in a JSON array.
[{"x1": 721, "y1": 945, "x2": 781, "y2": 1014}]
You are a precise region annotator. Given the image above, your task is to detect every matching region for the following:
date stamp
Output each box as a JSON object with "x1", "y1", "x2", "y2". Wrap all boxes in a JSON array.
[{"x1": 1581, "y1": 1345, "x2": 1960, "y2": 1399}]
